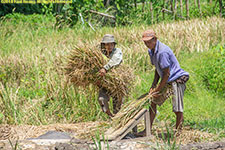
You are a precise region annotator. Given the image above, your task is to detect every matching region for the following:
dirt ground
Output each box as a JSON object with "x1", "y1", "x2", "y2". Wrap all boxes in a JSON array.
[{"x1": 0, "y1": 121, "x2": 223, "y2": 146}]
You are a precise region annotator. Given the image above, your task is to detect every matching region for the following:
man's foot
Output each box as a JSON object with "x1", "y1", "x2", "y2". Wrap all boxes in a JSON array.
[
  {"x1": 174, "y1": 128, "x2": 182, "y2": 137},
  {"x1": 134, "y1": 129, "x2": 146, "y2": 137}
]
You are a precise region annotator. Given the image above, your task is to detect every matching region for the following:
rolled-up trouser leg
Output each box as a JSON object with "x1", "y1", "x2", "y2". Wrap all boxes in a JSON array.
[{"x1": 172, "y1": 82, "x2": 186, "y2": 112}]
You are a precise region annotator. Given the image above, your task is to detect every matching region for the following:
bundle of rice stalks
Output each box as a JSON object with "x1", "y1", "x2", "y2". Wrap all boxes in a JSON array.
[
  {"x1": 65, "y1": 44, "x2": 134, "y2": 102},
  {"x1": 111, "y1": 93, "x2": 152, "y2": 131}
]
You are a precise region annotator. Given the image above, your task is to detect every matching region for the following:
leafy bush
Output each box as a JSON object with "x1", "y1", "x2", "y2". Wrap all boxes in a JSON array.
[{"x1": 200, "y1": 44, "x2": 225, "y2": 97}]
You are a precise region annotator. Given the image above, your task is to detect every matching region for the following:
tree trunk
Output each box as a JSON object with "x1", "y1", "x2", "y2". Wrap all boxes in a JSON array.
[
  {"x1": 134, "y1": 0, "x2": 137, "y2": 10},
  {"x1": 219, "y1": 0, "x2": 222, "y2": 17},
  {"x1": 213, "y1": 0, "x2": 218, "y2": 14},
  {"x1": 55, "y1": 4, "x2": 64, "y2": 14},
  {"x1": 163, "y1": 0, "x2": 165, "y2": 19},
  {"x1": 209, "y1": 0, "x2": 212, "y2": 4},
  {"x1": 170, "y1": 0, "x2": 174, "y2": 19},
  {"x1": 150, "y1": 2, "x2": 154, "y2": 24},
  {"x1": 197, "y1": 0, "x2": 201, "y2": 16},
  {"x1": 186, "y1": 0, "x2": 189, "y2": 19},
  {"x1": 174, "y1": 0, "x2": 177, "y2": 20},
  {"x1": 170, "y1": 0, "x2": 174, "y2": 11},
  {"x1": 142, "y1": 0, "x2": 145, "y2": 12},
  {"x1": 194, "y1": 0, "x2": 197, "y2": 7},
  {"x1": 180, "y1": 0, "x2": 183, "y2": 16},
  {"x1": 105, "y1": 0, "x2": 110, "y2": 7}
]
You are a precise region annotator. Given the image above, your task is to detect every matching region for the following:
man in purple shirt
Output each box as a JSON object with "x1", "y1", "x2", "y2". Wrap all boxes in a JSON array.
[{"x1": 137, "y1": 30, "x2": 189, "y2": 136}]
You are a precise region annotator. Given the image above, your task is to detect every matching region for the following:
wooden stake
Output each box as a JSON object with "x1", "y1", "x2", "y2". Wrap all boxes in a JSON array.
[{"x1": 145, "y1": 109, "x2": 151, "y2": 137}]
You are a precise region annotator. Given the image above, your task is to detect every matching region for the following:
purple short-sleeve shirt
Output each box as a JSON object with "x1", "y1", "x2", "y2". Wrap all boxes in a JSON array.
[{"x1": 148, "y1": 40, "x2": 189, "y2": 82}]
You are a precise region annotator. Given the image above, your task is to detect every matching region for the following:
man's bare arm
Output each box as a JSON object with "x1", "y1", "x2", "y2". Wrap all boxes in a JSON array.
[
  {"x1": 151, "y1": 69, "x2": 160, "y2": 89},
  {"x1": 154, "y1": 67, "x2": 170, "y2": 92}
]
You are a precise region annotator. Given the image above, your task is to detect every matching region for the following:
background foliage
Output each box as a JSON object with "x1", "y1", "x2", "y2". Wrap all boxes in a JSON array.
[{"x1": 0, "y1": 0, "x2": 223, "y2": 27}]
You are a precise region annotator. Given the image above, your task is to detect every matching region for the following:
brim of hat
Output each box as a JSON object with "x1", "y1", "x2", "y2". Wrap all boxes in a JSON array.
[
  {"x1": 142, "y1": 36, "x2": 154, "y2": 41},
  {"x1": 101, "y1": 41, "x2": 117, "y2": 44}
]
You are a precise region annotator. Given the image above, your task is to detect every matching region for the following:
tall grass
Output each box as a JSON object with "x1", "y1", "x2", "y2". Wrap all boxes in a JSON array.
[{"x1": 0, "y1": 13, "x2": 224, "y2": 137}]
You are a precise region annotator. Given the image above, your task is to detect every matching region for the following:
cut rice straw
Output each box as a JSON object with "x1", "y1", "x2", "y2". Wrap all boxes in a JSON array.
[
  {"x1": 65, "y1": 43, "x2": 134, "y2": 103},
  {"x1": 111, "y1": 93, "x2": 153, "y2": 131}
]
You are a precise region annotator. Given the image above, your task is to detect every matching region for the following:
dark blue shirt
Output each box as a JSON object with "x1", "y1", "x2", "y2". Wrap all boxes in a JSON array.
[{"x1": 148, "y1": 40, "x2": 189, "y2": 82}]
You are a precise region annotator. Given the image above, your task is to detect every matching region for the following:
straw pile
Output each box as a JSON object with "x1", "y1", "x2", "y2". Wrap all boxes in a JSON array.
[
  {"x1": 111, "y1": 93, "x2": 152, "y2": 131},
  {"x1": 65, "y1": 44, "x2": 134, "y2": 102}
]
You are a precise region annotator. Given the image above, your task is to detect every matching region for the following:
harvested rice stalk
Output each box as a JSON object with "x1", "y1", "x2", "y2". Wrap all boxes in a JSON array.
[
  {"x1": 65, "y1": 44, "x2": 134, "y2": 103},
  {"x1": 111, "y1": 94, "x2": 152, "y2": 132}
]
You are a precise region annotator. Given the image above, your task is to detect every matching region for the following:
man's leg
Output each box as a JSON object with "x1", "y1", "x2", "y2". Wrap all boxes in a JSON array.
[
  {"x1": 172, "y1": 82, "x2": 186, "y2": 130},
  {"x1": 98, "y1": 88, "x2": 113, "y2": 117},
  {"x1": 175, "y1": 112, "x2": 183, "y2": 129},
  {"x1": 150, "y1": 102, "x2": 157, "y2": 129}
]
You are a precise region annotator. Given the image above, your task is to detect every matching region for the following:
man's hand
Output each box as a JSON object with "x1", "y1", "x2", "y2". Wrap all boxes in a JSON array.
[
  {"x1": 95, "y1": 80, "x2": 101, "y2": 87},
  {"x1": 149, "y1": 88, "x2": 160, "y2": 98},
  {"x1": 99, "y1": 68, "x2": 107, "y2": 76}
]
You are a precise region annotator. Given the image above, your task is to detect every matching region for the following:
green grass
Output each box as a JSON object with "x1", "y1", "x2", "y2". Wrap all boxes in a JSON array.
[{"x1": 0, "y1": 14, "x2": 224, "y2": 138}]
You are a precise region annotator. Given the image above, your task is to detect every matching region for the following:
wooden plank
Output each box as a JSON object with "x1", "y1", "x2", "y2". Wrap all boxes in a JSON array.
[
  {"x1": 134, "y1": 109, "x2": 147, "y2": 120},
  {"x1": 113, "y1": 109, "x2": 146, "y2": 139},
  {"x1": 104, "y1": 108, "x2": 149, "y2": 141},
  {"x1": 145, "y1": 109, "x2": 151, "y2": 137},
  {"x1": 116, "y1": 115, "x2": 144, "y2": 141}
]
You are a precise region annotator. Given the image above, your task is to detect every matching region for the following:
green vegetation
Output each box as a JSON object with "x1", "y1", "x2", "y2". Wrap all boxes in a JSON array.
[
  {"x1": 0, "y1": 13, "x2": 224, "y2": 140},
  {"x1": 0, "y1": 0, "x2": 223, "y2": 27}
]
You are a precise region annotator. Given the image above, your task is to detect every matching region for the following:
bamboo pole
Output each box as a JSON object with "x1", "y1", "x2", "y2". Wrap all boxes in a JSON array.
[
  {"x1": 180, "y1": 0, "x2": 183, "y2": 16},
  {"x1": 186, "y1": 0, "x2": 189, "y2": 19},
  {"x1": 197, "y1": 0, "x2": 201, "y2": 16}
]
